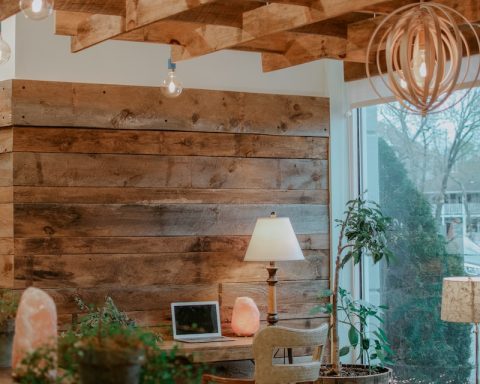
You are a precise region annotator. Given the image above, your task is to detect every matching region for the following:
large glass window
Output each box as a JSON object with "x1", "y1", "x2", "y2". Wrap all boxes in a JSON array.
[{"x1": 359, "y1": 88, "x2": 480, "y2": 383}]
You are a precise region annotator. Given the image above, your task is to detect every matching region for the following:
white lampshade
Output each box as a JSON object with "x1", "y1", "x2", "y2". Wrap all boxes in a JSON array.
[
  {"x1": 441, "y1": 277, "x2": 480, "y2": 323},
  {"x1": 244, "y1": 215, "x2": 304, "y2": 262}
]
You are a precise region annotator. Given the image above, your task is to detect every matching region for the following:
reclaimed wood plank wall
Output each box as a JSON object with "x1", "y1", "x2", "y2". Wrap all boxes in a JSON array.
[{"x1": 0, "y1": 80, "x2": 330, "y2": 336}]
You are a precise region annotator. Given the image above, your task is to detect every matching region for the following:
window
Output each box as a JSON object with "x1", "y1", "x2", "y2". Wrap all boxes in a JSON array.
[{"x1": 358, "y1": 88, "x2": 480, "y2": 383}]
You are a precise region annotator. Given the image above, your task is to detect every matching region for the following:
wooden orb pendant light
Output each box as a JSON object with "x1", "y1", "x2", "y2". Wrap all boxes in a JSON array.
[{"x1": 366, "y1": 2, "x2": 480, "y2": 115}]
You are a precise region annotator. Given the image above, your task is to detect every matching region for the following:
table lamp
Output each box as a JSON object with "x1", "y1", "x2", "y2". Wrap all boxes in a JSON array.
[
  {"x1": 244, "y1": 212, "x2": 304, "y2": 326},
  {"x1": 441, "y1": 276, "x2": 480, "y2": 384}
]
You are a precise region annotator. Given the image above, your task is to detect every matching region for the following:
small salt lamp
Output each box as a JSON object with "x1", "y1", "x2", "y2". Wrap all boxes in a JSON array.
[{"x1": 231, "y1": 297, "x2": 260, "y2": 337}]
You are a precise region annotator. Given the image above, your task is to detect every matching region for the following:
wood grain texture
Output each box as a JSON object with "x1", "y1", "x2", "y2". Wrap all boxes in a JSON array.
[
  {"x1": 0, "y1": 205, "x2": 13, "y2": 238},
  {"x1": 13, "y1": 186, "x2": 328, "y2": 205},
  {"x1": 2, "y1": 81, "x2": 330, "y2": 350},
  {"x1": 10, "y1": 81, "x2": 330, "y2": 136},
  {"x1": 0, "y1": 254, "x2": 13, "y2": 288},
  {"x1": 0, "y1": 187, "x2": 13, "y2": 204},
  {"x1": 13, "y1": 152, "x2": 328, "y2": 190},
  {"x1": 0, "y1": 238, "x2": 13, "y2": 255},
  {"x1": 0, "y1": 128, "x2": 12, "y2": 153},
  {"x1": 14, "y1": 251, "x2": 328, "y2": 289},
  {"x1": 12, "y1": 127, "x2": 328, "y2": 159},
  {"x1": 14, "y1": 203, "x2": 328, "y2": 237},
  {"x1": 220, "y1": 280, "x2": 330, "y2": 321},
  {"x1": 0, "y1": 153, "x2": 12, "y2": 187},
  {"x1": 14, "y1": 233, "x2": 329, "y2": 255}
]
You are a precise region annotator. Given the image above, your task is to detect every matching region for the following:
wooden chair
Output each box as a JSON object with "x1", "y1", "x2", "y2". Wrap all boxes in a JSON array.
[{"x1": 202, "y1": 324, "x2": 329, "y2": 384}]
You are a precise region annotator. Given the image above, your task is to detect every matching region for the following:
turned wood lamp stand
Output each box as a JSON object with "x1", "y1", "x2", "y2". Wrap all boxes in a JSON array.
[{"x1": 244, "y1": 212, "x2": 305, "y2": 327}]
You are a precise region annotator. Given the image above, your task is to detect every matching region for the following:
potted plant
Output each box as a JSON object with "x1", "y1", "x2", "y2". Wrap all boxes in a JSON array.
[
  {"x1": 75, "y1": 320, "x2": 145, "y2": 384},
  {"x1": 59, "y1": 295, "x2": 205, "y2": 384},
  {"x1": 0, "y1": 289, "x2": 19, "y2": 368},
  {"x1": 313, "y1": 196, "x2": 394, "y2": 383}
]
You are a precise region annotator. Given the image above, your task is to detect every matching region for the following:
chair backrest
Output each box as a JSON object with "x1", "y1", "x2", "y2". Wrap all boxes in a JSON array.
[{"x1": 252, "y1": 324, "x2": 328, "y2": 384}]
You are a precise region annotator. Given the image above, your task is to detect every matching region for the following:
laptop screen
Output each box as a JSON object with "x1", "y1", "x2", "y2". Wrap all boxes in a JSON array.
[{"x1": 171, "y1": 301, "x2": 221, "y2": 338}]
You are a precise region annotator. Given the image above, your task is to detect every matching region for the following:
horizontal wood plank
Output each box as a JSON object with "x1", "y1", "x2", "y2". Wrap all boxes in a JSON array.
[
  {"x1": 49, "y1": 284, "x2": 220, "y2": 314},
  {"x1": 0, "y1": 187, "x2": 12, "y2": 203},
  {"x1": 0, "y1": 253, "x2": 13, "y2": 288},
  {"x1": 11, "y1": 81, "x2": 329, "y2": 137},
  {"x1": 14, "y1": 233, "x2": 329, "y2": 255},
  {"x1": 12, "y1": 127, "x2": 328, "y2": 159},
  {"x1": 0, "y1": 153, "x2": 12, "y2": 187},
  {"x1": 0, "y1": 128, "x2": 12, "y2": 153},
  {"x1": 13, "y1": 186, "x2": 328, "y2": 205},
  {"x1": 0, "y1": 205, "x2": 13, "y2": 237},
  {"x1": 13, "y1": 152, "x2": 328, "y2": 190},
  {"x1": 14, "y1": 203, "x2": 328, "y2": 237},
  {"x1": 220, "y1": 280, "x2": 330, "y2": 321},
  {"x1": 0, "y1": 238, "x2": 13, "y2": 255},
  {"x1": 0, "y1": 81, "x2": 12, "y2": 127},
  {"x1": 14, "y1": 251, "x2": 328, "y2": 289}
]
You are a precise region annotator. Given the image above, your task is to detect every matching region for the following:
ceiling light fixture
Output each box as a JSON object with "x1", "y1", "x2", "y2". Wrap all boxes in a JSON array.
[
  {"x1": 161, "y1": 59, "x2": 183, "y2": 98},
  {"x1": 19, "y1": 0, "x2": 54, "y2": 20},
  {"x1": 0, "y1": 23, "x2": 11, "y2": 65},
  {"x1": 366, "y1": 2, "x2": 480, "y2": 115}
]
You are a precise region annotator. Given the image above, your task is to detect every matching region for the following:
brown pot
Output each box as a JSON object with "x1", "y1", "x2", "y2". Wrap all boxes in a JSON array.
[
  {"x1": 78, "y1": 345, "x2": 145, "y2": 384},
  {"x1": 317, "y1": 365, "x2": 392, "y2": 384},
  {"x1": 0, "y1": 319, "x2": 14, "y2": 368}
]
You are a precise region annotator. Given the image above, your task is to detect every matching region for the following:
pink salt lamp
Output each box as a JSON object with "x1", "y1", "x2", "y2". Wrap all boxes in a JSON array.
[
  {"x1": 11, "y1": 287, "x2": 58, "y2": 369},
  {"x1": 231, "y1": 297, "x2": 260, "y2": 336}
]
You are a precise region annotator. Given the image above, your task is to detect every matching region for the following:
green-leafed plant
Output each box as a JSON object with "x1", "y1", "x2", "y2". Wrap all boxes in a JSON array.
[
  {"x1": 312, "y1": 196, "x2": 394, "y2": 376},
  {"x1": 13, "y1": 344, "x2": 75, "y2": 384},
  {"x1": 0, "y1": 289, "x2": 19, "y2": 327},
  {"x1": 73, "y1": 295, "x2": 137, "y2": 332},
  {"x1": 60, "y1": 295, "x2": 204, "y2": 384},
  {"x1": 141, "y1": 344, "x2": 206, "y2": 384}
]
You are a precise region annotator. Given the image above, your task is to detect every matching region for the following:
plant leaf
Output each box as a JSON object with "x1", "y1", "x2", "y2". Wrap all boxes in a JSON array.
[
  {"x1": 348, "y1": 326, "x2": 359, "y2": 347},
  {"x1": 339, "y1": 346, "x2": 350, "y2": 357}
]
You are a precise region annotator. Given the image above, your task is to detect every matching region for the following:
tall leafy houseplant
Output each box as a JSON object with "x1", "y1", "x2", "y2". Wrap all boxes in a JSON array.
[{"x1": 329, "y1": 197, "x2": 393, "y2": 375}]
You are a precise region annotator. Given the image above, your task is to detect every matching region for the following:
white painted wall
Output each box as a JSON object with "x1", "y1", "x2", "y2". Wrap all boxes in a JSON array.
[
  {"x1": 0, "y1": 17, "x2": 16, "y2": 81},
  {"x1": 0, "y1": 14, "x2": 333, "y2": 97}
]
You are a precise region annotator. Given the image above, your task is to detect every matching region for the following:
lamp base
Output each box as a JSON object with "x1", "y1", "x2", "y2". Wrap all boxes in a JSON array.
[
  {"x1": 267, "y1": 313, "x2": 278, "y2": 326},
  {"x1": 266, "y1": 261, "x2": 278, "y2": 326}
]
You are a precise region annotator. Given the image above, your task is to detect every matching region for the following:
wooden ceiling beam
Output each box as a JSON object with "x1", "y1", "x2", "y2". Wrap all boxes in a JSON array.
[
  {"x1": 172, "y1": 0, "x2": 391, "y2": 62},
  {"x1": 66, "y1": 0, "x2": 217, "y2": 52},
  {"x1": 0, "y1": 1, "x2": 21, "y2": 21},
  {"x1": 125, "y1": 0, "x2": 215, "y2": 31},
  {"x1": 242, "y1": 0, "x2": 396, "y2": 38},
  {"x1": 261, "y1": 34, "x2": 347, "y2": 72}
]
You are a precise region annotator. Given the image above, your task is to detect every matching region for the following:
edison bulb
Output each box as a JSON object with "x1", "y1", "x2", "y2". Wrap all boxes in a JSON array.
[
  {"x1": 0, "y1": 37, "x2": 11, "y2": 65},
  {"x1": 19, "y1": 0, "x2": 54, "y2": 20},
  {"x1": 161, "y1": 70, "x2": 183, "y2": 98}
]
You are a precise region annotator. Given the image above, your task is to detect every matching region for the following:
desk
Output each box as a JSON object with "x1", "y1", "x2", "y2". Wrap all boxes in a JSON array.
[{"x1": 160, "y1": 337, "x2": 254, "y2": 363}]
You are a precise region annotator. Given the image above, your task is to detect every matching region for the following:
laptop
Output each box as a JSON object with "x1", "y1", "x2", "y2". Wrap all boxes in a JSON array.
[{"x1": 171, "y1": 301, "x2": 235, "y2": 343}]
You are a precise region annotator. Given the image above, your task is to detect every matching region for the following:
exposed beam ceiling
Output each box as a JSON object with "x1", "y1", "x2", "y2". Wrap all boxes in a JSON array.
[{"x1": 1, "y1": 0, "x2": 479, "y2": 79}]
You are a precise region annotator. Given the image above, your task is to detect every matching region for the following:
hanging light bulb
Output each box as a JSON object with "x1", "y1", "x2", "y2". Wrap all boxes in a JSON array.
[
  {"x1": 0, "y1": 23, "x2": 11, "y2": 65},
  {"x1": 161, "y1": 59, "x2": 183, "y2": 98},
  {"x1": 412, "y1": 31, "x2": 428, "y2": 88},
  {"x1": 19, "y1": 0, "x2": 54, "y2": 20}
]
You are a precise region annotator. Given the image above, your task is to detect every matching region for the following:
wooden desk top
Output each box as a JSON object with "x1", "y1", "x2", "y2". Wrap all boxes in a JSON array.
[{"x1": 160, "y1": 337, "x2": 254, "y2": 363}]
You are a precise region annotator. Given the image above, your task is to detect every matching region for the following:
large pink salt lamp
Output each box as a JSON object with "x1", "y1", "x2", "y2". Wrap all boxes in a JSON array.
[
  {"x1": 11, "y1": 287, "x2": 57, "y2": 369},
  {"x1": 231, "y1": 297, "x2": 260, "y2": 337}
]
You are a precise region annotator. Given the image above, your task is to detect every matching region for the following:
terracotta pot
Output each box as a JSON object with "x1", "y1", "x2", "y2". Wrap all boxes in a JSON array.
[
  {"x1": 78, "y1": 346, "x2": 145, "y2": 384},
  {"x1": 0, "y1": 319, "x2": 14, "y2": 368},
  {"x1": 317, "y1": 365, "x2": 392, "y2": 384}
]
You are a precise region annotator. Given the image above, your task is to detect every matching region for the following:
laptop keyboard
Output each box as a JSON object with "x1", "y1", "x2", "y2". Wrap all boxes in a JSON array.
[{"x1": 177, "y1": 336, "x2": 235, "y2": 343}]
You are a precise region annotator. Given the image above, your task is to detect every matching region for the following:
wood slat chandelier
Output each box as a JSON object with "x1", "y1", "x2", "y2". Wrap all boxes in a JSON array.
[{"x1": 366, "y1": 2, "x2": 480, "y2": 115}]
